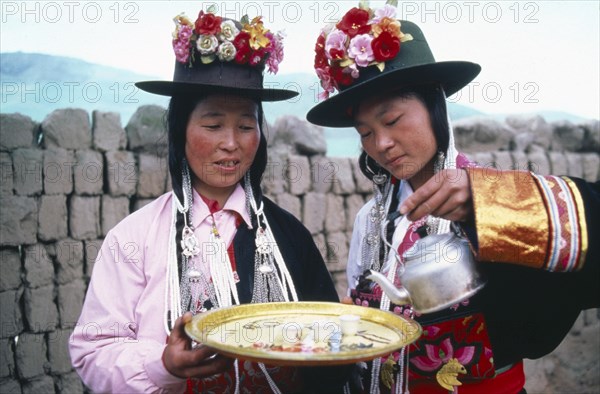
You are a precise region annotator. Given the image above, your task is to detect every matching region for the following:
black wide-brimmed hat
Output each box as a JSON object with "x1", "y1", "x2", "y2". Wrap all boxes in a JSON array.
[
  {"x1": 306, "y1": 7, "x2": 480, "y2": 127},
  {"x1": 136, "y1": 12, "x2": 298, "y2": 102}
]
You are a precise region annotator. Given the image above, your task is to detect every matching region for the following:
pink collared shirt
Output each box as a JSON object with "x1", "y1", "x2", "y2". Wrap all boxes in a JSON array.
[{"x1": 69, "y1": 184, "x2": 251, "y2": 393}]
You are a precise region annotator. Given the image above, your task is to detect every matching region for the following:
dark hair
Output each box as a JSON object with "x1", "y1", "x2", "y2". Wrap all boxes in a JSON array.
[
  {"x1": 357, "y1": 84, "x2": 449, "y2": 182},
  {"x1": 165, "y1": 94, "x2": 267, "y2": 283}
]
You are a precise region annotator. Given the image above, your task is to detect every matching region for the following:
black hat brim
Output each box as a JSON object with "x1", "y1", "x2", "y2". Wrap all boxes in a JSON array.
[
  {"x1": 307, "y1": 61, "x2": 481, "y2": 127},
  {"x1": 135, "y1": 81, "x2": 299, "y2": 102}
]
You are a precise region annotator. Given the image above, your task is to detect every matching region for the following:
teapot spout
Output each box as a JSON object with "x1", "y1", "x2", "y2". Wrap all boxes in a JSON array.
[{"x1": 366, "y1": 270, "x2": 412, "y2": 306}]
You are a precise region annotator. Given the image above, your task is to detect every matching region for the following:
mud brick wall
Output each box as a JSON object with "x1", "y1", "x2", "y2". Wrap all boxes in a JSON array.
[{"x1": 0, "y1": 107, "x2": 598, "y2": 393}]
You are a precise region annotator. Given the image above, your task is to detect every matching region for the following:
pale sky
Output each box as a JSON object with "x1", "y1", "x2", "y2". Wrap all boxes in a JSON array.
[{"x1": 1, "y1": 0, "x2": 599, "y2": 119}]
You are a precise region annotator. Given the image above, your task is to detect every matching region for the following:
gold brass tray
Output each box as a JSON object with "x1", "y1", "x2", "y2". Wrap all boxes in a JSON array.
[{"x1": 184, "y1": 301, "x2": 421, "y2": 366}]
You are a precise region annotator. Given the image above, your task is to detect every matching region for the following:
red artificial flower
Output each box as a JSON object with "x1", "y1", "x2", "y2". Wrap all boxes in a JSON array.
[
  {"x1": 329, "y1": 48, "x2": 345, "y2": 60},
  {"x1": 315, "y1": 33, "x2": 326, "y2": 52},
  {"x1": 330, "y1": 65, "x2": 354, "y2": 87},
  {"x1": 235, "y1": 47, "x2": 251, "y2": 64},
  {"x1": 195, "y1": 11, "x2": 222, "y2": 35},
  {"x1": 314, "y1": 33, "x2": 328, "y2": 68},
  {"x1": 249, "y1": 48, "x2": 266, "y2": 66},
  {"x1": 233, "y1": 31, "x2": 250, "y2": 50},
  {"x1": 233, "y1": 31, "x2": 252, "y2": 64},
  {"x1": 371, "y1": 31, "x2": 401, "y2": 62},
  {"x1": 336, "y1": 7, "x2": 371, "y2": 38}
]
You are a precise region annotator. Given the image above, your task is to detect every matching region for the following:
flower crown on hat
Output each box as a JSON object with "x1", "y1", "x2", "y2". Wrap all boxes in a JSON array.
[
  {"x1": 172, "y1": 6, "x2": 285, "y2": 74},
  {"x1": 314, "y1": 1, "x2": 413, "y2": 99}
]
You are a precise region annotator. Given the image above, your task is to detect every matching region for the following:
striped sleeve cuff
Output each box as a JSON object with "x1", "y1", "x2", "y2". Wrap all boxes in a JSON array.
[{"x1": 531, "y1": 175, "x2": 587, "y2": 272}]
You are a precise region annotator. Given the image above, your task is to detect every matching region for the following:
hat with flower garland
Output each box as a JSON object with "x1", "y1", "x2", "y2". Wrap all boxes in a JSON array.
[
  {"x1": 306, "y1": 2, "x2": 481, "y2": 127},
  {"x1": 136, "y1": 8, "x2": 298, "y2": 102}
]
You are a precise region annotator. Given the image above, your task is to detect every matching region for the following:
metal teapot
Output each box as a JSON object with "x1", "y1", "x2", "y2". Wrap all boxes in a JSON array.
[{"x1": 367, "y1": 223, "x2": 486, "y2": 314}]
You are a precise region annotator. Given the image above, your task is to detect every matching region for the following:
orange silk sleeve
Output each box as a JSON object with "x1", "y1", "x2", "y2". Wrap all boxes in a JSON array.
[
  {"x1": 466, "y1": 168, "x2": 587, "y2": 272},
  {"x1": 467, "y1": 168, "x2": 548, "y2": 269}
]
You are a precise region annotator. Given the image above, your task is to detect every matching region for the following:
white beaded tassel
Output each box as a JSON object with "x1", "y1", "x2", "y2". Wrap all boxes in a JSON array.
[
  {"x1": 164, "y1": 197, "x2": 184, "y2": 335},
  {"x1": 207, "y1": 227, "x2": 240, "y2": 308}
]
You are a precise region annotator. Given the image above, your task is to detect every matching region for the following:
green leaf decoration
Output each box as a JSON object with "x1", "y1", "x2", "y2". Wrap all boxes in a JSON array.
[
  {"x1": 200, "y1": 54, "x2": 216, "y2": 64},
  {"x1": 207, "y1": 4, "x2": 217, "y2": 14},
  {"x1": 386, "y1": 0, "x2": 399, "y2": 7},
  {"x1": 358, "y1": 0, "x2": 370, "y2": 10},
  {"x1": 240, "y1": 15, "x2": 250, "y2": 25}
]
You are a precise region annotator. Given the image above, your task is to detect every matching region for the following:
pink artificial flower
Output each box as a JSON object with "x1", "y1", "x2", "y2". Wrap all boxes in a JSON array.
[
  {"x1": 178, "y1": 24, "x2": 193, "y2": 42},
  {"x1": 173, "y1": 41, "x2": 189, "y2": 63},
  {"x1": 348, "y1": 34, "x2": 374, "y2": 67},
  {"x1": 265, "y1": 32, "x2": 284, "y2": 74},
  {"x1": 324, "y1": 29, "x2": 347, "y2": 60},
  {"x1": 372, "y1": 4, "x2": 398, "y2": 23},
  {"x1": 172, "y1": 25, "x2": 193, "y2": 63},
  {"x1": 316, "y1": 66, "x2": 335, "y2": 99},
  {"x1": 345, "y1": 63, "x2": 359, "y2": 79}
]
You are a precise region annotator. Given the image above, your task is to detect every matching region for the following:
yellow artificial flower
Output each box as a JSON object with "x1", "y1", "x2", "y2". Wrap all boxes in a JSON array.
[
  {"x1": 174, "y1": 13, "x2": 192, "y2": 27},
  {"x1": 244, "y1": 16, "x2": 270, "y2": 50},
  {"x1": 398, "y1": 21, "x2": 414, "y2": 42},
  {"x1": 371, "y1": 17, "x2": 401, "y2": 38}
]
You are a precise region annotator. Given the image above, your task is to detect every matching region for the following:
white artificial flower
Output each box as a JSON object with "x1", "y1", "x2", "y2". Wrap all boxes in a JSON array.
[
  {"x1": 219, "y1": 20, "x2": 240, "y2": 41},
  {"x1": 197, "y1": 34, "x2": 219, "y2": 55},
  {"x1": 217, "y1": 41, "x2": 237, "y2": 61}
]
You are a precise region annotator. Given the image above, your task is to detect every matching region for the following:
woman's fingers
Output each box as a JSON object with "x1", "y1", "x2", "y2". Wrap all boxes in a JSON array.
[
  {"x1": 424, "y1": 185, "x2": 472, "y2": 221},
  {"x1": 400, "y1": 169, "x2": 473, "y2": 222},
  {"x1": 167, "y1": 312, "x2": 193, "y2": 348},
  {"x1": 187, "y1": 354, "x2": 234, "y2": 379},
  {"x1": 163, "y1": 313, "x2": 233, "y2": 379},
  {"x1": 172, "y1": 350, "x2": 234, "y2": 379}
]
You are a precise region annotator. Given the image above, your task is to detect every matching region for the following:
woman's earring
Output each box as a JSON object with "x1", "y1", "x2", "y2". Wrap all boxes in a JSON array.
[
  {"x1": 434, "y1": 151, "x2": 446, "y2": 174},
  {"x1": 372, "y1": 172, "x2": 387, "y2": 185},
  {"x1": 365, "y1": 169, "x2": 390, "y2": 273}
]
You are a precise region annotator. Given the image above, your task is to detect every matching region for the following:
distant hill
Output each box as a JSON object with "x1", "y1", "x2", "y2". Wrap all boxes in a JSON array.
[
  {"x1": 262, "y1": 72, "x2": 485, "y2": 122},
  {"x1": 0, "y1": 52, "x2": 169, "y2": 123},
  {"x1": 3, "y1": 52, "x2": 588, "y2": 156},
  {"x1": 1, "y1": 52, "x2": 484, "y2": 123}
]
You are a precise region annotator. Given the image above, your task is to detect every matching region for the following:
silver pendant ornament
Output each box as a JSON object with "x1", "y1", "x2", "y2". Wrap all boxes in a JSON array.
[{"x1": 181, "y1": 220, "x2": 200, "y2": 257}]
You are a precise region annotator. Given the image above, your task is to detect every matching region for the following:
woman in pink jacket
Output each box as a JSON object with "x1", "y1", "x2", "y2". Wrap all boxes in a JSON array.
[{"x1": 69, "y1": 10, "x2": 344, "y2": 393}]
